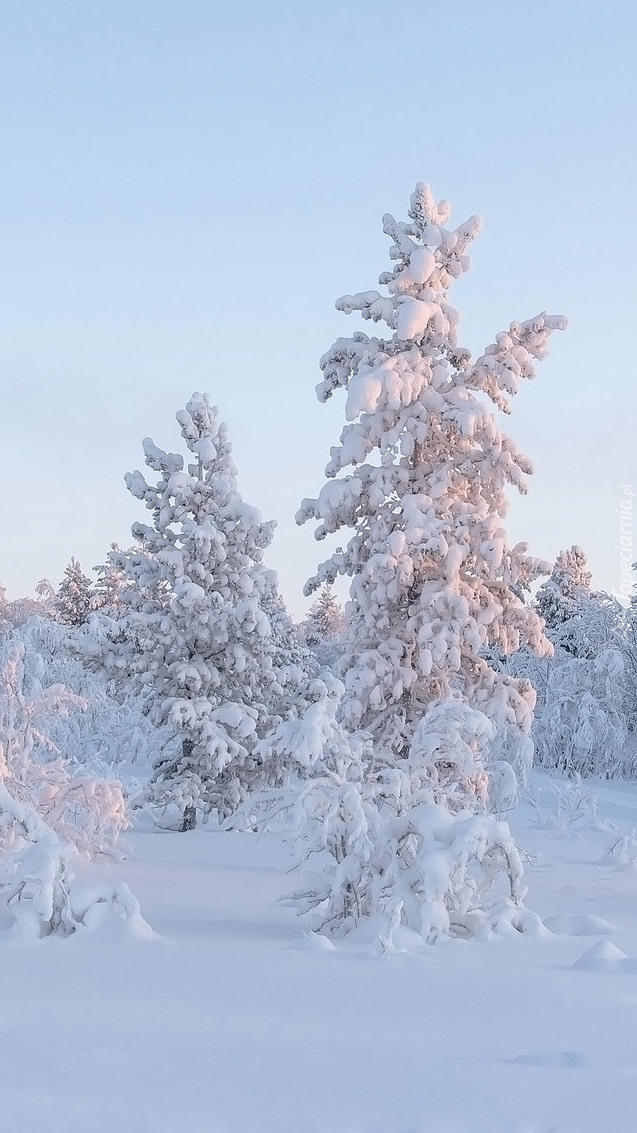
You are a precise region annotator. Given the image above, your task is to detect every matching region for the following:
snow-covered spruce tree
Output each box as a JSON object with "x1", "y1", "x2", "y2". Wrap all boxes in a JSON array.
[
  {"x1": 304, "y1": 585, "x2": 344, "y2": 645},
  {"x1": 302, "y1": 584, "x2": 346, "y2": 669},
  {"x1": 259, "y1": 569, "x2": 318, "y2": 722},
  {"x1": 535, "y1": 546, "x2": 623, "y2": 661},
  {"x1": 298, "y1": 181, "x2": 565, "y2": 792},
  {"x1": 293, "y1": 182, "x2": 566, "y2": 943},
  {"x1": 92, "y1": 544, "x2": 128, "y2": 613},
  {"x1": 99, "y1": 393, "x2": 284, "y2": 828},
  {"x1": 55, "y1": 558, "x2": 94, "y2": 626},
  {"x1": 535, "y1": 546, "x2": 592, "y2": 636}
]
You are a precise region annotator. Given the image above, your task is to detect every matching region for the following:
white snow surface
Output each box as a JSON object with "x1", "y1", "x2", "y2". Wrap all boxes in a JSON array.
[{"x1": 3, "y1": 772, "x2": 637, "y2": 1132}]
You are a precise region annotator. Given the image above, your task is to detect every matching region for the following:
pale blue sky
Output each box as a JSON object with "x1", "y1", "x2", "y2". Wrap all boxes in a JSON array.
[{"x1": 2, "y1": 1, "x2": 635, "y2": 615}]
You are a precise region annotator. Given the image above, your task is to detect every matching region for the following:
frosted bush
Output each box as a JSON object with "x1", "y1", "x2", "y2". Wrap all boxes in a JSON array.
[
  {"x1": 292, "y1": 735, "x2": 528, "y2": 946},
  {"x1": 0, "y1": 641, "x2": 128, "y2": 857},
  {"x1": 0, "y1": 642, "x2": 148, "y2": 938},
  {"x1": 278, "y1": 680, "x2": 528, "y2": 946},
  {"x1": 525, "y1": 775, "x2": 615, "y2": 836},
  {"x1": 602, "y1": 830, "x2": 637, "y2": 868},
  {"x1": 9, "y1": 616, "x2": 175, "y2": 783},
  {"x1": 533, "y1": 649, "x2": 633, "y2": 779}
]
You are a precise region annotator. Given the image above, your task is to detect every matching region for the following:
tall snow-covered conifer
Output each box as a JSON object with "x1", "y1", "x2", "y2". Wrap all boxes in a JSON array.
[
  {"x1": 535, "y1": 546, "x2": 593, "y2": 634},
  {"x1": 304, "y1": 585, "x2": 345, "y2": 646},
  {"x1": 298, "y1": 182, "x2": 566, "y2": 799},
  {"x1": 55, "y1": 559, "x2": 94, "y2": 627},
  {"x1": 92, "y1": 544, "x2": 128, "y2": 613},
  {"x1": 101, "y1": 393, "x2": 281, "y2": 827},
  {"x1": 291, "y1": 183, "x2": 567, "y2": 944}
]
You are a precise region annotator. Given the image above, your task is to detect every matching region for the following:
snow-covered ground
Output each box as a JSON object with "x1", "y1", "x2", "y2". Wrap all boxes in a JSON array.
[{"x1": 3, "y1": 773, "x2": 637, "y2": 1133}]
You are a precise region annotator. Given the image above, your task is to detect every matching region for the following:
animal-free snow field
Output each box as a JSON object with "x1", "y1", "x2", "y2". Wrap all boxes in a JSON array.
[{"x1": 2, "y1": 772, "x2": 637, "y2": 1133}]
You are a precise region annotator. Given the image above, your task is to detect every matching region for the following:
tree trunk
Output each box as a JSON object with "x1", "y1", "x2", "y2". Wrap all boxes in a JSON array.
[
  {"x1": 181, "y1": 805, "x2": 196, "y2": 832},
  {"x1": 180, "y1": 738, "x2": 196, "y2": 831}
]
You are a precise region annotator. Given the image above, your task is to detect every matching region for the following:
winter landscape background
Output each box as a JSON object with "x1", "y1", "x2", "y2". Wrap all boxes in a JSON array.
[{"x1": 2, "y1": 3, "x2": 637, "y2": 1132}]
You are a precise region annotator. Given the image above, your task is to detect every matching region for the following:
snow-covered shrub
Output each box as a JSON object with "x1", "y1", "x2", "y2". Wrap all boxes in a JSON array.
[
  {"x1": 533, "y1": 648, "x2": 634, "y2": 779},
  {"x1": 0, "y1": 780, "x2": 79, "y2": 937},
  {"x1": 0, "y1": 641, "x2": 146, "y2": 939},
  {"x1": 0, "y1": 578, "x2": 55, "y2": 635},
  {"x1": 0, "y1": 782, "x2": 150, "y2": 940},
  {"x1": 525, "y1": 775, "x2": 614, "y2": 836},
  {"x1": 554, "y1": 592, "x2": 624, "y2": 661},
  {"x1": 602, "y1": 829, "x2": 637, "y2": 868},
  {"x1": 508, "y1": 567, "x2": 635, "y2": 779},
  {"x1": 289, "y1": 688, "x2": 527, "y2": 945},
  {"x1": 260, "y1": 676, "x2": 526, "y2": 945},
  {"x1": 622, "y1": 590, "x2": 637, "y2": 734},
  {"x1": 0, "y1": 640, "x2": 128, "y2": 856},
  {"x1": 12, "y1": 616, "x2": 176, "y2": 783},
  {"x1": 509, "y1": 552, "x2": 632, "y2": 779}
]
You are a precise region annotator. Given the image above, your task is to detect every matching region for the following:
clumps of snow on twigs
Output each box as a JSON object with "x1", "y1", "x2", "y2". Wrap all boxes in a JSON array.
[
  {"x1": 0, "y1": 642, "x2": 151, "y2": 940},
  {"x1": 524, "y1": 775, "x2": 616, "y2": 838},
  {"x1": 259, "y1": 675, "x2": 537, "y2": 949},
  {"x1": 601, "y1": 829, "x2": 637, "y2": 869}
]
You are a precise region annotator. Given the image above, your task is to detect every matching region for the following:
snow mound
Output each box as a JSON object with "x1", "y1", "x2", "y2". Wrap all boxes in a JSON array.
[
  {"x1": 543, "y1": 913, "x2": 618, "y2": 936},
  {"x1": 572, "y1": 939, "x2": 627, "y2": 971},
  {"x1": 291, "y1": 931, "x2": 337, "y2": 953},
  {"x1": 508, "y1": 907, "x2": 552, "y2": 938},
  {"x1": 512, "y1": 1050, "x2": 587, "y2": 1068},
  {"x1": 72, "y1": 883, "x2": 158, "y2": 942},
  {"x1": 601, "y1": 832, "x2": 637, "y2": 869}
]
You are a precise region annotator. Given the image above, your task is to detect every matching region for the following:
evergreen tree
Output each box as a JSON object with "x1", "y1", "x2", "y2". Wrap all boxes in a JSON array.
[
  {"x1": 504, "y1": 547, "x2": 634, "y2": 777},
  {"x1": 535, "y1": 546, "x2": 593, "y2": 634},
  {"x1": 535, "y1": 546, "x2": 624, "y2": 659},
  {"x1": 55, "y1": 558, "x2": 94, "y2": 626},
  {"x1": 292, "y1": 182, "x2": 566, "y2": 943},
  {"x1": 100, "y1": 392, "x2": 282, "y2": 827},
  {"x1": 298, "y1": 181, "x2": 565, "y2": 796},
  {"x1": 92, "y1": 544, "x2": 128, "y2": 612},
  {"x1": 259, "y1": 570, "x2": 317, "y2": 721},
  {"x1": 304, "y1": 585, "x2": 344, "y2": 646}
]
